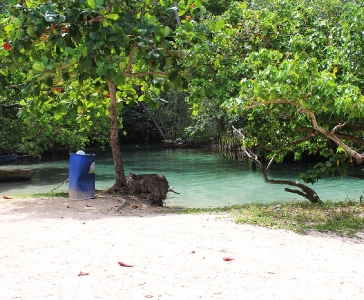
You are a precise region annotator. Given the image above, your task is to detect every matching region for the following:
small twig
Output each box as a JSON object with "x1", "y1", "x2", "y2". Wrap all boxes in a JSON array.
[
  {"x1": 168, "y1": 186, "x2": 180, "y2": 194},
  {"x1": 331, "y1": 122, "x2": 346, "y2": 134},
  {"x1": 114, "y1": 197, "x2": 128, "y2": 213}
]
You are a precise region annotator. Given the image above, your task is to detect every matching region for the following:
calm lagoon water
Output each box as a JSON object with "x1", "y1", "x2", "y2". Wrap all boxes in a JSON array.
[{"x1": 0, "y1": 146, "x2": 363, "y2": 208}]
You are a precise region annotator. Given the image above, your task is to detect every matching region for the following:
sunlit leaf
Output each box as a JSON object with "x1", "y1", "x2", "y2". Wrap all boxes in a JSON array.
[
  {"x1": 105, "y1": 14, "x2": 119, "y2": 20},
  {"x1": 87, "y1": 0, "x2": 96, "y2": 9},
  {"x1": 163, "y1": 26, "x2": 170, "y2": 37},
  {"x1": 33, "y1": 62, "x2": 45, "y2": 72}
]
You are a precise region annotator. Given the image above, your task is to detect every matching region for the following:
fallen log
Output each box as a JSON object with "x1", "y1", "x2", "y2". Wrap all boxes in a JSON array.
[{"x1": 0, "y1": 168, "x2": 35, "y2": 182}]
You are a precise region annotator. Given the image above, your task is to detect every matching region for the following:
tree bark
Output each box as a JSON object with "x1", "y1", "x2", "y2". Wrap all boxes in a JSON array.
[{"x1": 108, "y1": 80, "x2": 127, "y2": 191}]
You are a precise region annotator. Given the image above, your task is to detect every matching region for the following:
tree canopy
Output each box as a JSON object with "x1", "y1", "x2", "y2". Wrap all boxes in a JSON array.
[
  {"x1": 0, "y1": 0, "x2": 201, "y2": 190},
  {"x1": 2, "y1": 0, "x2": 364, "y2": 201},
  {"x1": 175, "y1": 0, "x2": 364, "y2": 199}
]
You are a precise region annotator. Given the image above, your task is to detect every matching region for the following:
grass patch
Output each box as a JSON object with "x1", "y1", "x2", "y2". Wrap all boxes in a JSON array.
[
  {"x1": 178, "y1": 200, "x2": 364, "y2": 239},
  {"x1": 178, "y1": 204, "x2": 246, "y2": 214},
  {"x1": 13, "y1": 192, "x2": 69, "y2": 198}
]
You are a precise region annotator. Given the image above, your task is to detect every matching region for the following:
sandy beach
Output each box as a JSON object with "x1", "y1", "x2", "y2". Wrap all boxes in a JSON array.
[{"x1": 1, "y1": 196, "x2": 364, "y2": 300}]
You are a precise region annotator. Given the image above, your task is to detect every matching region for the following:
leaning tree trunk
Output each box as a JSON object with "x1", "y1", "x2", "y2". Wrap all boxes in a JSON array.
[
  {"x1": 107, "y1": 80, "x2": 127, "y2": 192},
  {"x1": 258, "y1": 165, "x2": 320, "y2": 203},
  {"x1": 231, "y1": 126, "x2": 320, "y2": 203},
  {"x1": 249, "y1": 149, "x2": 320, "y2": 203}
]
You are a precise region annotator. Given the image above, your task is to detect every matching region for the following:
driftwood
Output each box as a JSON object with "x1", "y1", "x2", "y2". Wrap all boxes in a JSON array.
[{"x1": 0, "y1": 168, "x2": 35, "y2": 182}]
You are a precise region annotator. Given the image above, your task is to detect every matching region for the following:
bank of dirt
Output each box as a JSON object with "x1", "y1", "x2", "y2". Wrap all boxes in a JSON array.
[{"x1": 1, "y1": 196, "x2": 364, "y2": 299}]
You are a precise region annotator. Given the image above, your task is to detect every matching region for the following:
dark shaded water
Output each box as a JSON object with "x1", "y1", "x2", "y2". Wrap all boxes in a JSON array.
[{"x1": 0, "y1": 147, "x2": 363, "y2": 207}]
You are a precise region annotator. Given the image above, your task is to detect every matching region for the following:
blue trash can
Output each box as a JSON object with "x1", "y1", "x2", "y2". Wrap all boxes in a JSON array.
[{"x1": 69, "y1": 152, "x2": 96, "y2": 200}]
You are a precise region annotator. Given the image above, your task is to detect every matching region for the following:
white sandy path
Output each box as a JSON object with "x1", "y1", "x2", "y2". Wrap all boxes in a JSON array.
[{"x1": 1, "y1": 197, "x2": 364, "y2": 300}]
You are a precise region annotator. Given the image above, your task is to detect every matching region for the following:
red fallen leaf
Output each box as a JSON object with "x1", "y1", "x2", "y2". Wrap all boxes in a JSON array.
[
  {"x1": 78, "y1": 271, "x2": 89, "y2": 276},
  {"x1": 145, "y1": 296, "x2": 153, "y2": 298},
  {"x1": 191, "y1": 251, "x2": 195, "y2": 253},
  {"x1": 3, "y1": 196, "x2": 12, "y2": 199},
  {"x1": 223, "y1": 257, "x2": 234, "y2": 261},
  {"x1": 118, "y1": 262, "x2": 133, "y2": 267}
]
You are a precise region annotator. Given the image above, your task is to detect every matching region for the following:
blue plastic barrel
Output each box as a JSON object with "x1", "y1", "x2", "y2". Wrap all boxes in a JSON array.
[{"x1": 69, "y1": 153, "x2": 96, "y2": 200}]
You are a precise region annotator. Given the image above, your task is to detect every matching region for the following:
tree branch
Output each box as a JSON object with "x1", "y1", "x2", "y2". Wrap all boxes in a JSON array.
[
  {"x1": 331, "y1": 122, "x2": 346, "y2": 134},
  {"x1": 334, "y1": 133, "x2": 364, "y2": 146},
  {"x1": 299, "y1": 107, "x2": 364, "y2": 163},
  {"x1": 126, "y1": 50, "x2": 134, "y2": 73},
  {"x1": 173, "y1": 1, "x2": 181, "y2": 26},
  {"x1": 243, "y1": 98, "x2": 364, "y2": 163}
]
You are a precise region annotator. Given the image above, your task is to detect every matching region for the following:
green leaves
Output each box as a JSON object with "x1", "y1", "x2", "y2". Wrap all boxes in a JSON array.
[
  {"x1": 33, "y1": 62, "x2": 45, "y2": 72},
  {"x1": 87, "y1": 0, "x2": 96, "y2": 9},
  {"x1": 168, "y1": 70, "x2": 179, "y2": 81},
  {"x1": 162, "y1": 26, "x2": 170, "y2": 37},
  {"x1": 184, "y1": 21, "x2": 194, "y2": 31},
  {"x1": 105, "y1": 14, "x2": 119, "y2": 20},
  {"x1": 175, "y1": 0, "x2": 364, "y2": 185},
  {"x1": 114, "y1": 74, "x2": 124, "y2": 86},
  {"x1": 9, "y1": 63, "x2": 17, "y2": 74}
]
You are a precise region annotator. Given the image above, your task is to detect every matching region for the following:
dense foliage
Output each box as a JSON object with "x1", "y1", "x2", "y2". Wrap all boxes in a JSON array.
[
  {"x1": 1, "y1": 0, "x2": 364, "y2": 200},
  {"x1": 177, "y1": 0, "x2": 364, "y2": 189},
  {"x1": 0, "y1": 0, "x2": 201, "y2": 188}
]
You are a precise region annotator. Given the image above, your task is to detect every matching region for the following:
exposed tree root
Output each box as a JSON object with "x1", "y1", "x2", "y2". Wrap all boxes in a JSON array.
[
  {"x1": 104, "y1": 172, "x2": 170, "y2": 207},
  {"x1": 114, "y1": 197, "x2": 128, "y2": 213}
]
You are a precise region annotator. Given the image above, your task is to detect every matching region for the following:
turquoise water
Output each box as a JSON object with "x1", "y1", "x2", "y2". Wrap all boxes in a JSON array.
[{"x1": 0, "y1": 147, "x2": 363, "y2": 207}]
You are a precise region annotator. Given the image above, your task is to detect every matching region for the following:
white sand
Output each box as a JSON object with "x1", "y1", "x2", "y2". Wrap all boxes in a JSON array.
[{"x1": 1, "y1": 196, "x2": 364, "y2": 300}]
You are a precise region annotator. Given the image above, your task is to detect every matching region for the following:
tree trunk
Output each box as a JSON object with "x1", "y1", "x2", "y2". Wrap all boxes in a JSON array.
[
  {"x1": 140, "y1": 103, "x2": 170, "y2": 140},
  {"x1": 256, "y1": 159, "x2": 320, "y2": 203},
  {"x1": 173, "y1": 1, "x2": 181, "y2": 26},
  {"x1": 230, "y1": 127, "x2": 320, "y2": 203},
  {"x1": 108, "y1": 80, "x2": 127, "y2": 192}
]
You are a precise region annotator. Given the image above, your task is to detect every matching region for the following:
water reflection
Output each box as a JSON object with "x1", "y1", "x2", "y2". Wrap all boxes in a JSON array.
[{"x1": 0, "y1": 146, "x2": 363, "y2": 207}]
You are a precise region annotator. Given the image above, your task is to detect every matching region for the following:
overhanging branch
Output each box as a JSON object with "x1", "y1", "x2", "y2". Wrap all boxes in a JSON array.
[{"x1": 242, "y1": 98, "x2": 364, "y2": 163}]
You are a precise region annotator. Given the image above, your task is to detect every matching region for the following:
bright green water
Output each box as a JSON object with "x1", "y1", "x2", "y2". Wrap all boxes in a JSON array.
[{"x1": 1, "y1": 147, "x2": 363, "y2": 207}]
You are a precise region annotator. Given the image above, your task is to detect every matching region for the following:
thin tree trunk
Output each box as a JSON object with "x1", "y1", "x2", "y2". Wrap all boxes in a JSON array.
[
  {"x1": 108, "y1": 80, "x2": 127, "y2": 191},
  {"x1": 140, "y1": 103, "x2": 170, "y2": 140},
  {"x1": 173, "y1": 1, "x2": 181, "y2": 26}
]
